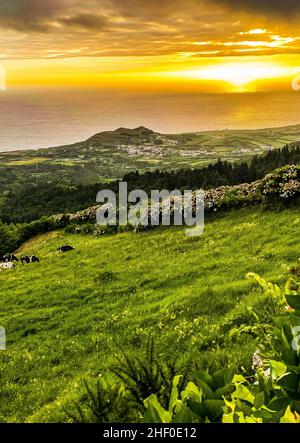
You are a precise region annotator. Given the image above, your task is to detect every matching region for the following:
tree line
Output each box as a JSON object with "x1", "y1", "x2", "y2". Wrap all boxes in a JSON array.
[{"x1": 123, "y1": 145, "x2": 300, "y2": 191}]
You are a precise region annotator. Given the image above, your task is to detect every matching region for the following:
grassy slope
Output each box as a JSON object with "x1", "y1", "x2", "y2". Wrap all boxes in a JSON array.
[{"x1": 0, "y1": 206, "x2": 300, "y2": 422}]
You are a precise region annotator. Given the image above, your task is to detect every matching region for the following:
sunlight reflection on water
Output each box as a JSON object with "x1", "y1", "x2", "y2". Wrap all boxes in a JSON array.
[{"x1": 0, "y1": 88, "x2": 300, "y2": 151}]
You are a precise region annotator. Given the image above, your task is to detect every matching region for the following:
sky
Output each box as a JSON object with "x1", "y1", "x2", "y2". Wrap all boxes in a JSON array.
[{"x1": 1, "y1": 0, "x2": 300, "y2": 92}]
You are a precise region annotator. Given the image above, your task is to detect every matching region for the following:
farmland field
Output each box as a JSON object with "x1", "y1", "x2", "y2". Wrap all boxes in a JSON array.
[{"x1": 1, "y1": 125, "x2": 300, "y2": 190}]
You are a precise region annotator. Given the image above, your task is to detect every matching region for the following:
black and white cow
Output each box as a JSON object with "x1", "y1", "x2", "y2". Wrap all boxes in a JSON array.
[
  {"x1": 57, "y1": 245, "x2": 74, "y2": 253},
  {"x1": 20, "y1": 256, "x2": 40, "y2": 264},
  {"x1": 3, "y1": 254, "x2": 19, "y2": 262},
  {"x1": 0, "y1": 262, "x2": 16, "y2": 270}
]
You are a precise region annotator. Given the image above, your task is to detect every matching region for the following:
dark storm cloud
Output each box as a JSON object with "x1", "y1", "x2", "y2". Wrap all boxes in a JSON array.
[
  {"x1": 0, "y1": 0, "x2": 70, "y2": 31},
  {"x1": 0, "y1": 0, "x2": 201, "y2": 32},
  {"x1": 108, "y1": 0, "x2": 194, "y2": 18},
  {"x1": 61, "y1": 13, "x2": 109, "y2": 30},
  {"x1": 1, "y1": 0, "x2": 300, "y2": 34},
  {"x1": 213, "y1": 0, "x2": 300, "y2": 16}
]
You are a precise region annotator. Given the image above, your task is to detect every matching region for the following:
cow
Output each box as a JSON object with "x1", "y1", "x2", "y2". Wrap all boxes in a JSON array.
[
  {"x1": 3, "y1": 254, "x2": 19, "y2": 263},
  {"x1": 0, "y1": 262, "x2": 16, "y2": 270},
  {"x1": 57, "y1": 246, "x2": 74, "y2": 253},
  {"x1": 20, "y1": 256, "x2": 40, "y2": 264}
]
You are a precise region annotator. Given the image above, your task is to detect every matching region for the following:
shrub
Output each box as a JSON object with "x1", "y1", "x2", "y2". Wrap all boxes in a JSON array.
[
  {"x1": 111, "y1": 336, "x2": 186, "y2": 411},
  {"x1": 94, "y1": 271, "x2": 116, "y2": 283},
  {"x1": 19, "y1": 216, "x2": 57, "y2": 243},
  {"x1": 65, "y1": 223, "x2": 94, "y2": 234},
  {"x1": 64, "y1": 378, "x2": 132, "y2": 423},
  {"x1": 259, "y1": 165, "x2": 300, "y2": 208}
]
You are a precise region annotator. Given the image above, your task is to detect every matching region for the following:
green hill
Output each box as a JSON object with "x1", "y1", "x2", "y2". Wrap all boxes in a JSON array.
[
  {"x1": 0, "y1": 205, "x2": 300, "y2": 422},
  {"x1": 1, "y1": 124, "x2": 300, "y2": 190}
]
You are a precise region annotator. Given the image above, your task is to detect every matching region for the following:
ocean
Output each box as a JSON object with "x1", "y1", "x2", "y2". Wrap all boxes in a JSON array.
[{"x1": 0, "y1": 88, "x2": 300, "y2": 152}]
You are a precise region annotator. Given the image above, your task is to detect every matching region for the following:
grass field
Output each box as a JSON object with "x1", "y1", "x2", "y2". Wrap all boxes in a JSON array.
[
  {"x1": 2, "y1": 157, "x2": 49, "y2": 166},
  {"x1": 0, "y1": 206, "x2": 300, "y2": 422}
]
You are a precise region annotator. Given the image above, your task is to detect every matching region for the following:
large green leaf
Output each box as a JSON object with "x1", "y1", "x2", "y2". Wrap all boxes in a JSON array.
[
  {"x1": 286, "y1": 295, "x2": 300, "y2": 312},
  {"x1": 182, "y1": 382, "x2": 205, "y2": 418},
  {"x1": 202, "y1": 399, "x2": 225, "y2": 422},
  {"x1": 277, "y1": 372, "x2": 300, "y2": 400},
  {"x1": 254, "y1": 391, "x2": 265, "y2": 409},
  {"x1": 173, "y1": 403, "x2": 197, "y2": 423},
  {"x1": 193, "y1": 378, "x2": 214, "y2": 398},
  {"x1": 193, "y1": 370, "x2": 215, "y2": 390},
  {"x1": 144, "y1": 394, "x2": 172, "y2": 423},
  {"x1": 168, "y1": 375, "x2": 181, "y2": 414},
  {"x1": 269, "y1": 360, "x2": 287, "y2": 380},
  {"x1": 232, "y1": 384, "x2": 254, "y2": 405},
  {"x1": 213, "y1": 368, "x2": 234, "y2": 388},
  {"x1": 280, "y1": 406, "x2": 300, "y2": 423}
]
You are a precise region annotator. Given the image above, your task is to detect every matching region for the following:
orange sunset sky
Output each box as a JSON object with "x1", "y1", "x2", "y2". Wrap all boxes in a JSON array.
[{"x1": 1, "y1": 0, "x2": 300, "y2": 92}]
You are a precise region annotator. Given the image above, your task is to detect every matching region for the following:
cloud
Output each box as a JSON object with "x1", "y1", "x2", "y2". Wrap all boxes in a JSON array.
[
  {"x1": 213, "y1": 0, "x2": 300, "y2": 17},
  {"x1": 108, "y1": 0, "x2": 196, "y2": 19},
  {"x1": 0, "y1": 0, "x2": 300, "y2": 60},
  {"x1": 0, "y1": 0, "x2": 71, "y2": 32},
  {"x1": 1, "y1": 0, "x2": 300, "y2": 35},
  {"x1": 60, "y1": 13, "x2": 109, "y2": 30},
  {"x1": 0, "y1": 0, "x2": 201, "y2": 32}
]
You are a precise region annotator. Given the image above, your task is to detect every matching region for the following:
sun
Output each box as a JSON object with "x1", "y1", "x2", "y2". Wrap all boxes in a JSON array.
[{"x1": 167, "y1": 62, "x2": 289, "y2": 92}]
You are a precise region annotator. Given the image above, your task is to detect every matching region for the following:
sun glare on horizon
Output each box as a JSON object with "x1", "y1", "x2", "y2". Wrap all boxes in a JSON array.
[{"x1": 166, "y1": 62, "x2": 291, "y2": 92}]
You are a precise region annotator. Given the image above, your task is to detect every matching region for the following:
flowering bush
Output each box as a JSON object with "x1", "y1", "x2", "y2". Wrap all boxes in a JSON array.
[
  {"x1": 64, "y1": 223, "x2": 94, "y2": 235},
  {"x1": 50, "y1": 165, "x2": 300, "y2": 237},
  {"x1": 204, "y1": 181, "x2": 260, "y2": 213},
  {"x1": 259, "y1": 165, "x2": 300, "y2": 202}
]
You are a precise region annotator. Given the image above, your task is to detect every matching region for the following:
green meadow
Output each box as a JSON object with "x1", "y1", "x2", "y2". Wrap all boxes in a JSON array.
[
  {"x1": 0, "y1": 205, "x2": 300, "y2": 422},
  {"x1": 2, "y1": 157, "x2": 49, "y2": 166}
]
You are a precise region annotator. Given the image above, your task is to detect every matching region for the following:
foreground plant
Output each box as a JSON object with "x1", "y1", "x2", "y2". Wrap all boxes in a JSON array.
[
  {"x1": 64, "y1": 377, "x2": 132, "y2": 423},
  {"x1": 111, "y1": 336, "x2": 185, "y2": 411},
  {"x1": 142, "y1": 265, "x2": 300, "y2": 423},
  {"x1": 67, "y1": 263, "x2": 300, "y2": 423}
]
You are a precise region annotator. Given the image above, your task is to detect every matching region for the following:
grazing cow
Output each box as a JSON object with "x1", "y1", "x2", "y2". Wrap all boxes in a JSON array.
[
  {"x1": 20, "y1": 256, "x2": 40, "y2": 264},
  {"x1": 3, "y1": 254, "x2": 19, "y2": 262},
  {"x1": 0, "y1": 262, "x2": 16, "y2": 270},
  {"x1": 57, "y1": 245, "x2": 74, "y2": 253}
]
